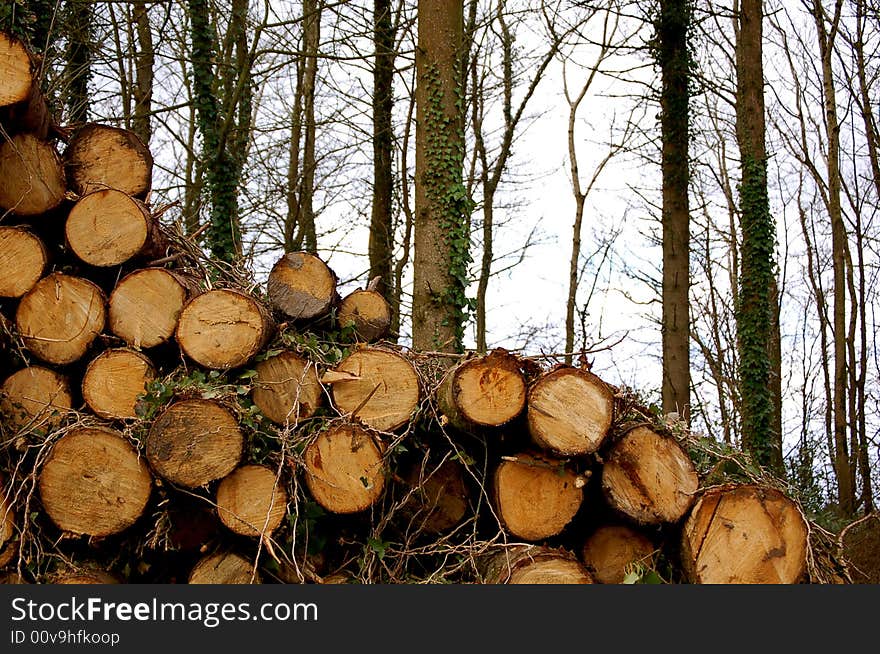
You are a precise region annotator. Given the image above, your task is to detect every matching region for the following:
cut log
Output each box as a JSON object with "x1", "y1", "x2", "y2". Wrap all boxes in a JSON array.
[
  {"x1": 401, "y1": 458, "x2": 469, "y2": 534},
  {"x1": 0, "y1": 133, "x2": 66, "y2": 216},
  {"x1": 526, "y1": 365, "x2": 614, "y2": 456},
  {"x1": 81, "y1": 348, "x2": 156, "y2": 420},
  {"x1": 483, "y1": 545, "x2": 594, "y2": 584},
  {"x1": 52, "y1": 567, "x2": 119, "y2": 584},
  {"x1": 0, "y1": 31, "x2": 34, "y2": 108},
  {"x1": 188, "y1": 552, "x2": 260, "y2": 584},
  {"x1": 0, "y1": 365, "x2": 72, "y2": 432},
  {"x1": 337, "y1": 289, "x2": 392, "y2": 342},
  {"x1": 492, "y1": 452, "x2": 585, "y2": 541},
  {"x1": 15, "y1": 272, "x2": 106, "y2": 365},
  {"x1": 38, "y1": 426, "x2": 153, "y2": 538},
  {"x1": 145, "y1": 399, "x2": 244, "y2": 489},
  {"x1": 108, "y1": 268, "x2": 193, "y2": 349},
  {"x1": 251, "y1": 350, "x2": 323, "y2": 425},
  {"x1": 581, "y1": 524, "x2": 657, "y2": 584},
  {"x1": 0, "y1": 31, "x2": 55, "y2": 139},
  {"x1": 600, "y1": 425, "x2": 698, "y2": 525},
  {"x1": 325, "y1": 346, "x2": 420, "y2": 432},
  {"x1": 0, "y1": 476, "x2": 16, "y2": 568},
  {"x1": 0, "y1": 227, "x2": 47, "y2": 298},
  {"x1": 65, "y1": 189, "x2": 156, "y2": 267},
  {"x1": 215, "y1": 464, "x2": 287, "y2": 538},
  {"x1": 266, "y1": 251, "x2": 338, "y2": 321},
  {"x1": 175, "y1": 288, "x2": 274, "y2": 370},
  {"x1": 63, "y1": 123, "x2": 152, "y2": 199},
  {"x1": 680, "y1": 484, "x2": 809, "y2": 584},
  {"x1": 302, "y1": 423, "x2": 386, "y2": 514},
  {"x1": 437, "y1": 348, "x2": 527, "y2": 432}
]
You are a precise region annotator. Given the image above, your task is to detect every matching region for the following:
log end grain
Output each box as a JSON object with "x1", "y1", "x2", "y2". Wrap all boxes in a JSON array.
[
  {"x1": 303, "y1": 423, "x2": 386, "y2": 514},
  {"x1": 0, "y1": 227, "x2": 47, "y2": 298},
  {"x1": 527, "y1": 366, "x2": 614, "y2": 456},
  {"x1": 251, "y1": 350, "x2": 323, "y2": 425},
  {"x1": 337, "y1": 289, "x2": 392, "y2": 342},
  {"x1": 266, "y1": 251, "x2": 338, "y2": 321},
  {"x1": 188, "y1": 552, "x2": 261, "y2": 584},
  {"x1": 66, "y1": 189, "x2": 151, "y2": 267},
  {"x1": 145, "y1": 399, "x2": 244, "y2": 489},
  {"x1": 216, "y1": 465, "x2": 287, "y2": 538},
  {"x1": 63, "y1": 123, "x2": 152, "y2": 198},
  {"x1": 581, "y1": 524, "x2": 657, "y2": 584},
  {"x1": 493, "y1": 452, "x2": 585, "y2": 541},
  {"x1": 176, "y1": 289, "x2": 274, "y2": 370},
  {"x1": 327, "y1": 347, "x2": 420, "y2": 432},
  {"x1": 0, "y1": 32, "x2": 33, "y2": 107},
  {"x1": 0, "y1": 133, "x2": 66, "y2": 215},
  {"x1": 0, "y1": 366, "x2": 73, "y2": 432},
  {"x1": 601, "y1": 425, "x2": 699, "y2": 525},
  {"x1": 38, "y1": 427, "x2": 153, "y2": 538},
  {"x1": 15, "y1": 272, "x2": 106, "y2": 365},
  {"x1": 680, "y1": 484, "x2": 809, "y2": 584},
  {"x1": 108, "y1": 268, "x2": 190, "y2": 349},
  {"x1": 81, "y1": 348, "x2": 156, "y2": 420},
  {"x1": 483, "y1": 545, "x2": 594, "y2": 584}
]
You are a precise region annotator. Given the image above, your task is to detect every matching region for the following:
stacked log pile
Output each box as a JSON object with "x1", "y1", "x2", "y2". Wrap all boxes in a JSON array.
[{"x1": 0, "y1": 30, "x2": 849, "y2": 585}]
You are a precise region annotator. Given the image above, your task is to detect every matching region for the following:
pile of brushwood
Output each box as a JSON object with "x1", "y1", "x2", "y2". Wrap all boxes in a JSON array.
[{"x1": 0, "y1": 28, "x2": 858, "y2": 585}]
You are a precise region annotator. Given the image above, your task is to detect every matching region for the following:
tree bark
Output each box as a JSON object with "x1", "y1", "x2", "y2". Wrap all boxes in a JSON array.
[{"x1": 413, "y1": 0, "x2": 469, "y2": 353}]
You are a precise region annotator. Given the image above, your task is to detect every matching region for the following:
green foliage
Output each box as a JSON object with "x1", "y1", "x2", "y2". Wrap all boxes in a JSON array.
[
  {"x1": 0, "y1": 0, "x2": 37, "y2": 43},
  {"x1": 422, "y1": 62, "x2": 474, "y2": 353},
  {"x1": 735, "y1": 153, "x2": 780, "y2": 471}
]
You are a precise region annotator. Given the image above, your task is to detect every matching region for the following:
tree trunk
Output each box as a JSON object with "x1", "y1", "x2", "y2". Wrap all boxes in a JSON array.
[
  {"x1": 324, "y1": 346, "x2": 420, "y2": 432},
  {"x1": 266, "y1": 251, "x2": 339, "y2": 322},
  {"x1": 81, "y1": 347, "x2": 156, "y2": 420},
  {"x1": 251, "y1": 350, "x2": 323, "y2": 425},
  {"x1": 302, "y1": 422, "x2": 386, "y2": 514},
  {"x1": 189, "y1": 551, "x2": 260, "y2": 584},
  {"x1": 15, "y1": 272, "x2": 106, "y2": 365},
  {"x1": 63, "y1": 0, "x2": 93, "y2": 125},
  {"x1": 215, "y1": 464, "x2": 287, "y2": 538},
  {"x1": 132, "y1": 0, "x2": 153, "y2": 145},
  {"x1": 62, "y1": 123, "x2": 152, "y2": 199},
  {"x1": 0, "y1": 226, "x2": 47, "y2": 298},
  {"x1": 145, "y1": 398, "x2": 244, "y2": 489},
  {"x1": 413, "y1": 0, "x2": 469, "y2": 353},
  {"x1": 437, "y1": 347, "x2": 527, "y2": 432},
  {"x1": 735, "y1": 0, "x2": 783, "y2": 473},
  {"x1": 526, "y1": 365, "x2": 614, "y2": 456},
  {"x1": 38, "y1": 426, "x2": 153, "y2": 537},
  {"x1": 337, "y1": 288, "x2": 392, "y2": 343},
  {"x1": 658, "y1": 0, "x2": 692, "y2": 421},
  {"x1": 600, "y1": 425, "x2": 698, "y2": 525},
  {"x1": 482, "y1": 545, "x2": 593, "y2": 584},
  {"x1": 175, "y1": 288, "x2": 274, "y2": 370},
  {"x1": 369, "y1": 0, "x2": 395, "y2": 296},
  {"x1": 492, "y1": 451, "x2": 585, "y2": 541},
  {"x1": 680, "y1": 483, "x2": 809, "y2": 583},
  {"x1": 108, "y1": 268, "x2": 196, "y2": 349},
  {"x1": 0, "y1": 133, "x2": 66, "y2": 216},
  {"x1": 581, "y1": 524, "x2": 657, "y2": 584},
  {"x1": 65, "y1": 188, "x2": 165, "y2": 267},
  {"x1": 0, "y1": 365, "x2": 72, "y2": 432}
]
